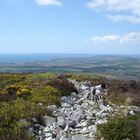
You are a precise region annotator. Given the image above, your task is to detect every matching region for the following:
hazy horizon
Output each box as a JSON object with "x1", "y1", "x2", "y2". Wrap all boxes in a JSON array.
[{"x1": 0, "y1": 53, "x2": 140, "y2": 64}]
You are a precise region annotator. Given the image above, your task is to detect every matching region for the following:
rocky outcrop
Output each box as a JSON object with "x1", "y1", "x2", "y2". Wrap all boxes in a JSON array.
[{"x1": 30, "y1": 79, "x2": 140, "y2": 140}]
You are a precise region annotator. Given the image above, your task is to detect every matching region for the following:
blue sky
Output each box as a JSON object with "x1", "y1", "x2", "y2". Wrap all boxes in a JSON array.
[{"x1": 0, "y1": 0, "x2": 140, "y2": 54}]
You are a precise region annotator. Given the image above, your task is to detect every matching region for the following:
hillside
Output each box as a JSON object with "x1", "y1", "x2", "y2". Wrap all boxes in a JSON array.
[{"x1": 0, "y1": 73, "x2": 140, "y2": 140}]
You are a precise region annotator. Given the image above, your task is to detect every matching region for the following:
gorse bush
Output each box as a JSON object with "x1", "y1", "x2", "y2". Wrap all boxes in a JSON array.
[
  {"x1": 0, "y1": 73, "x2": 60, "y2": 140},
  {"x1": 31, "y1": 85, "x2": 61, "y2": 106},
  {"x1": 3, "y1": 85, "x2": 32, "y2": 97}
]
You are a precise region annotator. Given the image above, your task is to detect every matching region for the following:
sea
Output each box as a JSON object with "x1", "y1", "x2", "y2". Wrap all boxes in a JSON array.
[{"x1": 0, "y1": 54, "x2": 94, "y2": 63}]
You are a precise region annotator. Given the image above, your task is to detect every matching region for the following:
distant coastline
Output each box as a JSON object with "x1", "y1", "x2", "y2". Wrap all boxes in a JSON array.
[{"x1": 0, "y1": 53, "x2": 140, "y2": 63}]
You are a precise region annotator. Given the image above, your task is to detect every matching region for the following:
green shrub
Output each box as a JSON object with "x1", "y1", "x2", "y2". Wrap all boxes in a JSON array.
[
  {"x1": 3, "y1": 85, "x2": 32, "y2": 98},
  {"x1": 31, "y1": 85, "x2": 61, "y2": 106},
  {"x1": 0, "y1": 98, "x2": 48, "y2": 140},
  {"x1": 46, "y1": 76, "x2": 78, "y2": 95},
  {"x1": 97, "y1": 115, "x2": 140, "y2": 140},
  {"x1": 3, "y1": 85, "x2": 19, "y2": 95}
]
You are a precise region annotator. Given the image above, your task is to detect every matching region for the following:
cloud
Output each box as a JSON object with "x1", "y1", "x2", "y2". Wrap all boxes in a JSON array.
[
  {"x1": 86, "y1": 0, "x2": 140, "y2": 23},
  {"x1": 90, "y1": 32, "x2": 140, "y2": 44},
  {"x1": 107, "y1": 15, "x2": 140, "y2": 24},
  {"x1": 35, "y1": 0, "x2": 62, "y2": 6}
]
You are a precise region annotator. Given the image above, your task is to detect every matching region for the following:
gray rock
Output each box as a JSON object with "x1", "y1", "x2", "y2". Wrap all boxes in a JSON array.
[
  {"x1": 45, "y1": 137, "x2": 55, "y2": 140},
  {"x1": 45, "y1": 132, "x2": 52, "y2": 138},
  {"x1": 42, "y1": 116, "x2": 57, "y2": 127},
  {"x1": 37, "y1": 103, "x2": 43, "y2": 106},
  {"x1": 32, "y1": 124, "x2": 45, "y2": 134},
  {"x1": 80, "y1": 127, "x2": 89, "y2": 134},
  {"x1": 64, "y1": 125, "x2": 69, "y2": 132},
  {"x1": 95, "y1": 119, "x2": 107, "y2": 125},
  {"x1": 78, "y1": 114, "x2": 87, "y2": 123},
  {"x1": 88, "y1": 125, "x2": 97, "y2": 134},
  {"x1": 60, "y1": 136, "x2": 72, "y2": 140},
  {"x1": 86, "y1": 119, "x2": 95, "y2": 126},
  {"x1": 72, "y1": 134, "x2": 93, "y2": 140},
  {"x1": 47, "y1": 105, "x2": 57, "y2": 112},
  {"x1": 32, "y1": 118, "x2": 38, "y2": 123},
  {"x1": 81, "y1": 102, "x2": 89, "y2": 109},
  {"x1": 69, "y1": 120, "x2": 77, "y2": 128},
  {"x1": 56, "y1": 130, "x2": 65, "y2": 140},
  {"x1": 72, "y1": 135, "x2": 85, "y2": 140},
  {"x1": 53, "y1": 126, "x2": 62, "y2": 136},
  {"x1": 61, "y1": 102, "x2": 71, "y2": 107},
  {"x1": 43, "y1": 127, "x2": 51, "y2": 133},
  {"x1": 129, "y1": 110, "x2": 135, "y2": 115},
  {"x1": 82, "y1": 90, "x2": 91, "y2": 99},
  {"x1": 57, "y1": 116, "x2": 66, "y2": 129},
  {"x1": 99, "y1": 104, "x2": 108, "y2": 111},
  {"x1": 81, "y1": 85, "x2": 89, "y2": 91},
  {"x1": 71, "y1": 92, "x2": 78, "y2": 98}
]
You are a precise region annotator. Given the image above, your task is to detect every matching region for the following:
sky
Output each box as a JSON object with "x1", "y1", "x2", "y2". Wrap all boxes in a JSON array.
[{"x1": 0, "y1": 0, "x2": 140, "y2": 54}]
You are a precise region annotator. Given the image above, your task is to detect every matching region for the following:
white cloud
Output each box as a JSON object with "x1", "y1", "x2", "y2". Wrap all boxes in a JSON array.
[
  {"x1": 107, "y1": 15, "x2": 140, "y2": 23},
  {"x1": 86, "y1": 0, "x2": 140, "y2": 23},
  {"x1": 35, "y1": 0, "x2": 62, "y2": 6},
  {"x1": 90, "y1": 32, "x2": 140, "y2": 44}
]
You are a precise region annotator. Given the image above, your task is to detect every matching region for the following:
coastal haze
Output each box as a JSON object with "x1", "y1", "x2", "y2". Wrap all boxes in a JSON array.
[{"x1": 0, "y1": 54, "x2": 140, "y2": 80}]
